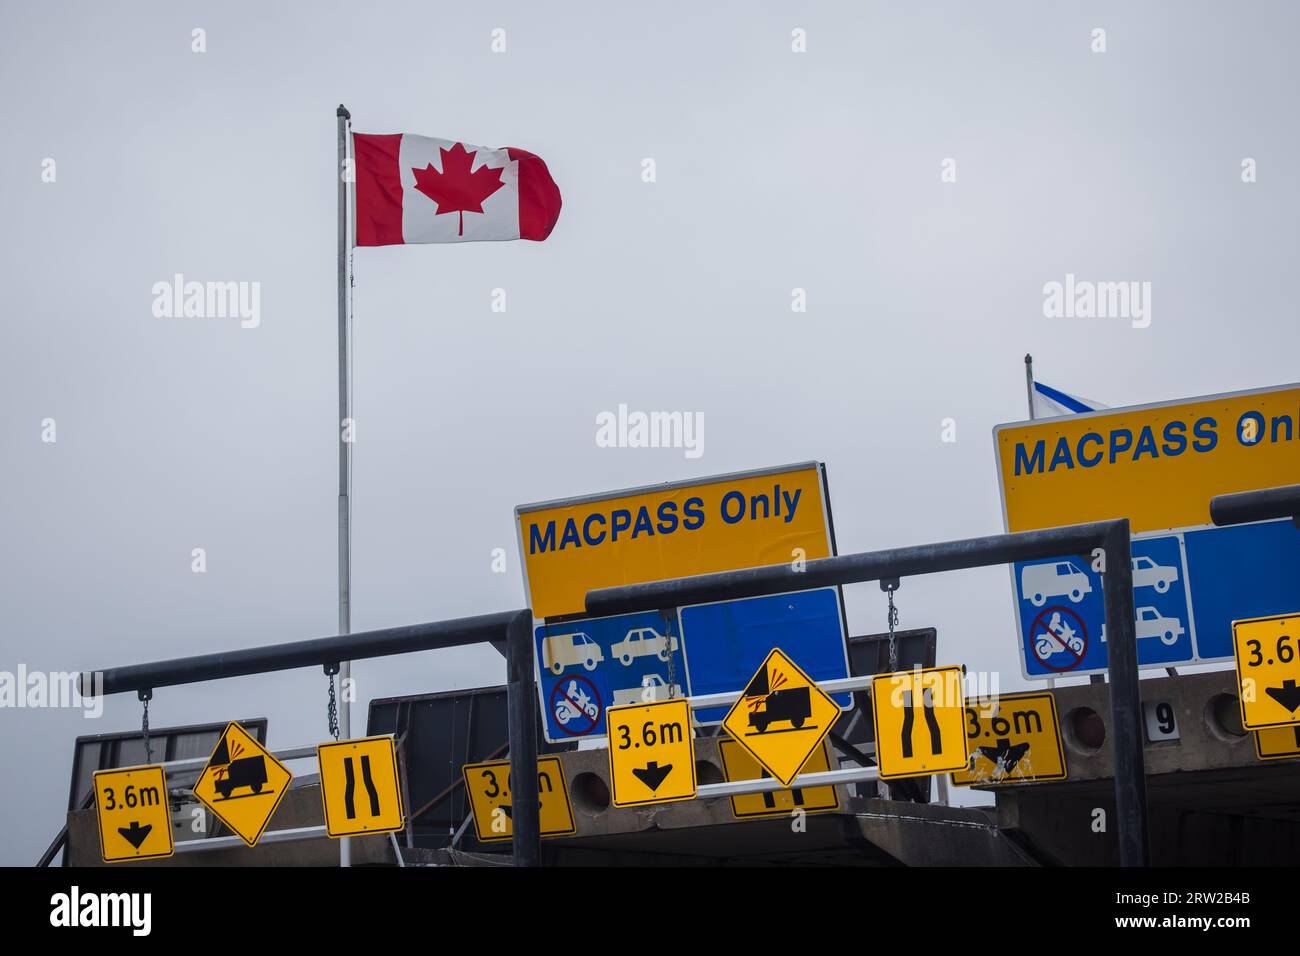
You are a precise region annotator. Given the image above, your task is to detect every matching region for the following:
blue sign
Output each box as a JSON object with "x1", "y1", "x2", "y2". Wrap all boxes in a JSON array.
[
  {"x1": 1183, "y1": 520, "x2": 1300, "y2": 659},
  {"x1": 1013, "y1": 518, "x2": 1300, "y2": 678},
  {"x1": 535, "y1": 611, "x2": 685, "y2": 742},
  {"x1": 680, "y1": 588, "x2": 852, "y2": 724},
  {"x1": 533, "y1": 587, "x2": 852, "y2": 742}
]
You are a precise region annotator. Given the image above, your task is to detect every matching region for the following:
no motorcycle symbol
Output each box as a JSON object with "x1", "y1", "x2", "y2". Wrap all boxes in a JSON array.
[
  {"x1": 551, "y1": 675, "x2": 602, "y2": 736},
  {"x1": 1030, "y1": 606, "x2": 1088, "y2": 672}
]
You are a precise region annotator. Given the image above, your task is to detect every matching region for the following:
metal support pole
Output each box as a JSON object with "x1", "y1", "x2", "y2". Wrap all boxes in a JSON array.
[
  {"x1": 336, "y1": 103, "x2": 353, "y2": 867},
  {"x1": 84, "y1": 610, "x2": 527, "y2": 697},
  {"x1": 587, "y1": 522, "x2": 1121, "y2": 614},
  {"x1": 505, "y1": 610, "x2": 541, "y2": 866},
  {"x1": 1101, "y1": 519, "x2": 1148, "y2": 866},
  {"x1": 1210, "y1": 484, "x2": 1300, "y2": 528}
]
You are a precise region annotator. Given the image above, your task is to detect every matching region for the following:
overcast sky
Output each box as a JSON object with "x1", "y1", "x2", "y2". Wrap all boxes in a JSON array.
[{"x1": 2, "y1": 1, "x2": 1297, "y2": 865}]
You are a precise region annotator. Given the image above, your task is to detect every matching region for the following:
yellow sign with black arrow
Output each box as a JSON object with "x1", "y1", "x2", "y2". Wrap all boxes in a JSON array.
[
  {"x1": 192, "y1": 721, "x2": 292, "y2": 847},
  {"x1": 461, "y1": 756, "x2": 577, "y2": 842},
  {"x1": 607, "y1": 697, "x2": 696, "y2": 807},
  {"x1": 1233, "y1": 612, "x2": 1300, "y2": 730},
  {"x1": 951, "y1": 691, "x2": 1066, "y2": 786},
  {"x1": 871, "y1": 665, "x2": 969, "y2": 779},
  {"x1": 93, "y1": 764, "x2": 174, "y2": 863}
]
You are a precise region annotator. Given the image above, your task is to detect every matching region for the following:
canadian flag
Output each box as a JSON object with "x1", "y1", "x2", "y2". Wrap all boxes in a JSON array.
[{"x1": 352, "y1": 132, "x2": 562, "y2": 246}]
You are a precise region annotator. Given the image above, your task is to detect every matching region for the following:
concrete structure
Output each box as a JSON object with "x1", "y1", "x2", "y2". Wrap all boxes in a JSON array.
[{"x1": 995, "y1": 670, "x2": 1300, "y2": 865}]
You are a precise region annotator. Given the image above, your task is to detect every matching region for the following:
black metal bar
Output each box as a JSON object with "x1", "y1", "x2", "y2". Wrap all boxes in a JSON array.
[
  {"x1": 587, "y1": 521, "x2": 1115, "y2": 613},
  {"x1": 505, "y1": 610, "x2": 541, "y2": 866},
  {"x1": 827, "y1": 731, "x2": 873, "y2": 769},
  {"x1": 1210, "y1": 484, "x2": 1300, "y2": 528},
  {"x1": 85, "y1": 610, "x2": 526, "y2": 697},
  {"x1": 1101, "y1": 519, "x2": 1148, "y2": 866},
  {"x1": 585, "y1": 518, "x2": 1151, "y2": 867}
]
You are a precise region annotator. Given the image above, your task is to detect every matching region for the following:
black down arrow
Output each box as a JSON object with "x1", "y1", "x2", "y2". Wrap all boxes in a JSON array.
[
  {"x1": 1266, "y1": 680, "x2": 1300, "y2": 714},
  {"x1": 977, "y1": 738, "x2": 1031, "y2": 774},
  {"x1": 117, "y1": 821, "x2": 152, "y2": 849},
  {"x1": 631, "y1": 761, "x2": 673, "y2": 791}
]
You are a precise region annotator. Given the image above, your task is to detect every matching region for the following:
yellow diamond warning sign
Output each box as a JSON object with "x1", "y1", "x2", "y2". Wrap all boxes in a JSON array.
[
  {"x1": 721, "y1": 647, "x2": 842, "y2": 787},
  {"x1": 717, "y1": 737, "x2": 839, "y2": 819},
  {"x1": 871, "y1": 665, "x2": 969, "y2": 779},
  {"x1": 607, "y1": 697, "x2": 696, "y2": 807},
  {"x1": 461, "y1": 756, "x2": 577, "y2": 842},
  {"x1": 192, "y1": 721, "x2": 292, "y2": 847},
  {"x1": 951, "y1": 691, "x2": 1066, "y2": 786},
  {"x1": 93, "y1": 764, "x2": 174, "y2": 863},
  {"x1": 1233, "y1": 612, "x2": 1300, "y2": 730},
  {"x1": 317, "y1": 736, "x2": 405, "y2": 838}
]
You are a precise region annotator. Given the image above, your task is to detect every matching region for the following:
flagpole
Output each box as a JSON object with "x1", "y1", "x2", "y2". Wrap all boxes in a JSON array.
[
  {"x1": 1024, "y1": 353, "x2": 1059, "y2": 689},
  {"x1": 1024, "y1": 353, "x2": 1036, "y2": 420},
  {"x1": 336, "y1": 103, "x2": 353, "y2": 867}
]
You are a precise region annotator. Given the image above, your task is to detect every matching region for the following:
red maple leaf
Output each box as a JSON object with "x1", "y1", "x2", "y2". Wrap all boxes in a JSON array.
[{"x1": 411, "y1": 143, "x2": 507, "y2": 236}]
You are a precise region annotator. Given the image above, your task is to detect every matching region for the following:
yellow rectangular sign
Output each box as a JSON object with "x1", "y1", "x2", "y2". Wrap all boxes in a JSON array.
[
  {"x1": 94, "y1": 764, "x2": 174, "y2": 863},
  {"x1": 871, "y1": 666, "x2": 970, "y2": 780},
  {"x1": 996, "y1": 384, "x2": 1300, "y2": 534},
  {"x1": 317, "y1": 736, "x2": 405, "y2": 838},
  {"x1": 607, "y1": 698, "x2": 697, "y2": 807},
  {"x1": 516, "y1": 462, "x2": 833, "y2": 619},
  {"x1": 717, "y1": 737, "x2": 839, "y2": 818},
  {"x1": 461, "y1": 756, "x2": 577, "y2": 843},
  {"x1": 951, "y1": 691, "x2": 1066, "y2": 786},
  {"x1": 1255, "y1": 725, "x2": 1300, "y2": 761},
  {"x1": 1233, "y1": 612, "x2": 1300, "y2": 730}
]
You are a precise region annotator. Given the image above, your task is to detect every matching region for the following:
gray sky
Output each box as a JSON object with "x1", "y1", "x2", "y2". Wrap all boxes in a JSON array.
[{"x1": 2, "y1": 0, "x2": 1297, "y2": 864}]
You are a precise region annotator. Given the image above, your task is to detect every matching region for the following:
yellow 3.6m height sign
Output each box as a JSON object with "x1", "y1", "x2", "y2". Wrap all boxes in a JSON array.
[
  {"x1": 607, "y1": 698, "x2": 696, "y2": 807},
  {"x1": 1234, "y1": 613, "x2": 1300, "y2": 730}
]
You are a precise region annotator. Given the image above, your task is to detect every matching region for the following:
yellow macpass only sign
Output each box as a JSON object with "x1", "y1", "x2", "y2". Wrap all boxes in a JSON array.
[
  {"x1": 93, "y1": 765, "x2": 174, "y2": 863},
  {"x1": 1233, "y1": 612, "x2": 1300, "y2": 730},
  {"x1": 951, "y1": 691, "x2": 1066, "y2": 786},
  {"x1": 516, "y1": 462, "x2": 833, "y2": 618},
  {"x1": 461, "y1": 756, "x2": 576, "y2": 843},
  {"x1": 996, "y1": 384, "x2": 1300, "y2": 534},
  {"x1": 871, "y1": 666, "x2": 969, "y2": 780}
]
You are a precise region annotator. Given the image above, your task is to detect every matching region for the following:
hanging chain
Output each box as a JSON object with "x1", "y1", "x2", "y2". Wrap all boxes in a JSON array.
[
  {"x1": 139, "y1": 690, "x2": 153, "y2": 763},
  {"x1": 660, "y1": 610, "x2": 679, "y2": 700},
  {"x1": 326, "y1": 665, "x2": 340, "y2": 740},
  {"x1": 882, "y1": 579, "x2": 901, "y2": 672}
]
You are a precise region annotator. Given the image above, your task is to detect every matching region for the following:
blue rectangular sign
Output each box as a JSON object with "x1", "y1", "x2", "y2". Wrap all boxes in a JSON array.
[
  {"x1": 1013, "y1": 518, "x2": 1300, "y2": 678},
  {"x1": 535, "y1": 611, "x2": 685, "y2": 743},
  {"x1": 679, "y1": 588, "x2": 852, "y2": 724}
]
